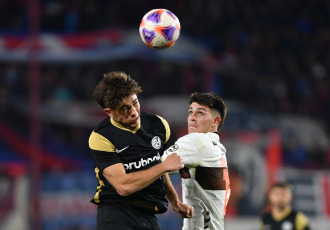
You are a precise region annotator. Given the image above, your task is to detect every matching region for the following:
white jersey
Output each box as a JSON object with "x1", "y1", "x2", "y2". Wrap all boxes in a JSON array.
[{"x1": 162, "y1": 132, "x2": 230, "y2": 230}]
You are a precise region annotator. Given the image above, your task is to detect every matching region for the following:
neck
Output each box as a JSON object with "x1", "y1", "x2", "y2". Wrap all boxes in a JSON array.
[
  {"x1": 271, "y1": 206, "x2": 292, "y2": 221},
  {"x1": 272, "y1": 205, "x2": 291, "y2": 215}
]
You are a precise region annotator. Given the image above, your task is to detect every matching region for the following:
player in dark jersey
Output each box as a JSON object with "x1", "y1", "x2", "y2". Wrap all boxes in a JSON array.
[
  {"x1": 260, "y1": 182, "x2": 310, "y2": 230},
  {"x1": 89, "y1": 71, "x2": 193, "y2": 230}
]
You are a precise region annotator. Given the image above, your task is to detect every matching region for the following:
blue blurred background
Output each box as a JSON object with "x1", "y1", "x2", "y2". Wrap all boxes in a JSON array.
[{"x1": 0, "y1": 0, "x2": 330, "y2": 229}]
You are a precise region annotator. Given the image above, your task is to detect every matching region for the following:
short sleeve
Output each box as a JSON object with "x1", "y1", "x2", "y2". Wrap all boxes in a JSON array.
[
  {"x1": 89, "y1": 131, "x2": 121, "y2": 172},
  {"x1": 156, "y1": 115, "x2": 171, "y2": 144},
  {"x1": 295, "y1": 212, "x2": 310, "y2": 230},
  {"x1": 89, "y1": 131, "x2": 116, "y2": 152}
]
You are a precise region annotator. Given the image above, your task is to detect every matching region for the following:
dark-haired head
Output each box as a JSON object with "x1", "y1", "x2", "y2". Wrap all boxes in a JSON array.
[
  {"x1": 189, "y1": 92, "x2": 227, "y2": 130},
  {"x1": 93, "y1": 71, "x2": 142, "y2": 110}
]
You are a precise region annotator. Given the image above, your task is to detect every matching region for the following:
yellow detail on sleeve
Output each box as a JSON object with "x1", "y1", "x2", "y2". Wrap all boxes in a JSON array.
[
  {"x1": 89, "y1": 131, "x2": 115, "y2": 152},
  {"x1": 260, "y1": 221, "x2": 265, "y2": 230},
  {"x1": 295, "y1": 212, "x2": 309, "y2": 230},
  {"x1": 93, "y1": 167, "x2": 105, "y2": 203},
  {"x1": 157, "y1": 115, "x2": 171, "y2": 143}
]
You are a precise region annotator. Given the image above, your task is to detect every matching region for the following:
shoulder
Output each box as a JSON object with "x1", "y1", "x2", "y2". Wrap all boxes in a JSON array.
[
  {"x1": 141, "y1": 111, "x2": 168, "y2": 124},
  {"x1": 93, "y1": 117, "x2": 111, "y2": 134},
  {"x1": 140, "y1": 111, "x2": 163, "y2": 125},
  {"x1": 260, "y1": 211, "x2": 273, "y2": 224},
  {"x1": 179, "y1": 132, "x2": 204, "y2": 140},
  {"x1": 260, "y1": 212, "x2": 271, "y2": 229},
  {"x1": 140, "y1": 111, "x2": 158, "y2": 119},
  {"x1": 174, "y1": 133, "x2": 209, "y2": 153},
  {"x1": 178, "y1": 132, "x2": 220, "y2": 144},
  {"x1": 295, "y1": 211, "x2": 309, "y2": 229},
  {"x1": 88, "y1": 130, "x2": 115, "y2": 152},
  {"x1": 141, "y1": 111, "x2": 171, "y2": 143},
  {"x1": 261, "y1": 211, "x2": 272, "y2": 218},
  {"x1": 89, "y1": 117, "x2": 115, "y2": 152}
]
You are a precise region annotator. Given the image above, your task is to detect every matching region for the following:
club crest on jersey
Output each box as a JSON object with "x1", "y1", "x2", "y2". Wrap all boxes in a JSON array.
[
  {"x1": 151, "y1": 136, "x2": 161, "y2": 149},
  {"x1": 167, "y1": 144, "x2": 179, "y2": 152},
  {"x1": 282, "y1": 221, "x2": 293, "y2": 230}
]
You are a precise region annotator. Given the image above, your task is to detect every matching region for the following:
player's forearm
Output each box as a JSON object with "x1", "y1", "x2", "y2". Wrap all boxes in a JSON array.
[
  {"x1": 104, "y1": 153, "x2": 183, "y2": 196},
  {"x1": 113, "y1": 162, "x2": 170, "y2": 196},
  {"x1": 164, "y1": 173, "x2": 194, "y2": 218},
  {"x1": 164, "y1": 173, "x2": 180, "y2": 204}
]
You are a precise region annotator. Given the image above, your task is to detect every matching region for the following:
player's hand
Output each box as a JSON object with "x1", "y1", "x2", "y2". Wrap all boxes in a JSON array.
[
  {"x1": 163, "y1": 153, "x2": 184, "y2": 172},
  {"x1": 172, "y1": 201, "x2": 194, "y2": 218}
]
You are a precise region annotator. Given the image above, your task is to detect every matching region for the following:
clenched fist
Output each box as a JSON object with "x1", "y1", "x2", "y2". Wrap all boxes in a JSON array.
[{"x1": 163, "y1": 153, "x2": 184, "y2": 172}]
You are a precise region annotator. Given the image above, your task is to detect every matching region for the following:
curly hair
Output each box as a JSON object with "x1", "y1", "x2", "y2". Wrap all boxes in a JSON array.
[
  {"x1": 93, "y1": 71, "x2": 142, "y2": 110},
  {"x1": 189, "y1": 92, "x2": 227, "y2": 130}
]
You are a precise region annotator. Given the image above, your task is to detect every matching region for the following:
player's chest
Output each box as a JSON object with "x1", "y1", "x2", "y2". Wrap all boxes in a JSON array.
[
  {"x1": 265, "y1": 216, "x2": 296, "y2": 230},
  {"x1": 199, "y1": 143, "x2": 227, "y2": 168},
  {"x1": 111, "y1": 130, "x2": 165, "y2": 171},
  {"x1": 112, "y1": 128, "x2": 164, "y2": 151}
]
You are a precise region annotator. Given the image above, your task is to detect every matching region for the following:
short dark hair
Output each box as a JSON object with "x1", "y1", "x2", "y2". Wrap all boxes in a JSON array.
[
  {"x1": 189, "y1": 92, "x2": 227, "y2": 130},
  {"x1": 93, "y1": 71, "x2": 142, "y2": 110},
  {"x1": 269, "y1": 182, "x2": 293, "y2": 192}
]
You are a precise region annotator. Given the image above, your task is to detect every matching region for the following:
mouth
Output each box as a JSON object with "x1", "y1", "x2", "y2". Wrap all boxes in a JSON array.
[
  {"x1": 131, "y1": 117, "x2": 139, "y2": 125},
  {"x1": 188, "y1": 125, "x2": 199, "y2": 133},
  {"x1": 189, "y1": 123, "x2": 197, "y2": 128}
]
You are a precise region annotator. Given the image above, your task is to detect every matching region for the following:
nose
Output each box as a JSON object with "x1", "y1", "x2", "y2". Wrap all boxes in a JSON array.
[
  {"x1": 130, "y1": 106, "x2": 139, "y2": 117},
  {"x1": 189, "y1": 113, "x2": 196, "y2": 121},
  {"x1": 188, "y1": 114, "x2": 196, "y2": 124}
]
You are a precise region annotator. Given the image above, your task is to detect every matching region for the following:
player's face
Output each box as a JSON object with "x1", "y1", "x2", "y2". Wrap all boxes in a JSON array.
[
  {"x1": 106, "y1": 94, "x2": 140, "y2": 130},
  {"x1": 187, "y1": 102, "x2": 218, "y2": 133},
  {"x1": 269, "y1": 187, "x2": 292, "y2": 210}
]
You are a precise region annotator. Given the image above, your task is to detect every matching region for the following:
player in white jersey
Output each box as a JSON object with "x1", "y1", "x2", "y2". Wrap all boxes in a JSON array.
[{"x1": 162, "y1": 92, "x2": 230, "y2": 230}]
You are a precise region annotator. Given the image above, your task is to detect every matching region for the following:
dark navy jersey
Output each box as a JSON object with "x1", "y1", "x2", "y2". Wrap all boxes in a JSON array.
[
  {"x1": 88, "y1": 111, "x2": 171, "y2": 213},
  {"x1": 261, "y1": 208, "x2": 310, "y2": 230}
]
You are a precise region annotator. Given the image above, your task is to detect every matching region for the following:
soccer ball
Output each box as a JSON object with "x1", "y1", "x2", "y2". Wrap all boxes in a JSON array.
[{"x1": 139, "y1": 9, "x2": 181, "y2": 49}]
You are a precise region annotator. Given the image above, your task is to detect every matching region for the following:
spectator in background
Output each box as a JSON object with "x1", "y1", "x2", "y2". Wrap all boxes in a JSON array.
[{"x1": 260, "y1": 182, "x2": 310, "y2": 230}]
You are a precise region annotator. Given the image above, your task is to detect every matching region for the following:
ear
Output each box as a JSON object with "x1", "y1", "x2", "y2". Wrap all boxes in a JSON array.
[
  {"x1": 104, "y1": 108, "x2": 113, "y2": 117},
  {"x1": 213, "y1": 116, "x2": 221, "y2": 126}
]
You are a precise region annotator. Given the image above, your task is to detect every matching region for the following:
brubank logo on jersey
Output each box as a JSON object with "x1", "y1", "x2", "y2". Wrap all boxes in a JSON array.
[{"x1": 124, "y1": 153, "x2": 160, "y2": 170}]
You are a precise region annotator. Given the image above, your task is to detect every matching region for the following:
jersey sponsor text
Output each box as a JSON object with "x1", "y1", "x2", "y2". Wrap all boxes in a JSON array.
[{"x1": 124, "y1": 153, "x2": 160, "y2": 170}]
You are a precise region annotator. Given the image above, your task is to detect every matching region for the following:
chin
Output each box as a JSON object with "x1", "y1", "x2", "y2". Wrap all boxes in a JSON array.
[
  {"x1": 130, "y1": 123, "x2": 138, "y2": 128},
  {"x1": 188, "y1": 129, "x2": 198, "y2": 133},
  {"x1": 130, "y1": 120, "x2": 140, "y2": 128}
]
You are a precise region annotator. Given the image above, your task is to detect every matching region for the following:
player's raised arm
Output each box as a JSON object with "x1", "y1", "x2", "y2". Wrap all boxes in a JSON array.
[{"x1": 102, "y1": 153, "x2": 184, "y2": 196}]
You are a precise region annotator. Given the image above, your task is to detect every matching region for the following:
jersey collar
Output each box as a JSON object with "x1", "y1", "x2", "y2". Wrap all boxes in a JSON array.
[
  {"x1": 272, "y1": 206, "x2": 292, "y2": 221},
  {"x1": 110, "y1": 117, "x2": 141, "y2": 134}
]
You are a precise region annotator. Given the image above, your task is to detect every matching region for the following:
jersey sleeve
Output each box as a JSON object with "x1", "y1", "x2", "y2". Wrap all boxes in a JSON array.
[
  {"x1": 295, "y1": 212, "x2": 310, "y2": 230},
  {"x1": 259, "y1": 220, "x2": 265, "y2": 230},
  {"x1": 162, "y1": 133, "x2": 202, "y2": 168},
  {"x1": 156, "y1": 115, "x2": 171, "y2": 144},
  {"x1": 89, "y1": 131, "x2": 122, "y2": 172}
]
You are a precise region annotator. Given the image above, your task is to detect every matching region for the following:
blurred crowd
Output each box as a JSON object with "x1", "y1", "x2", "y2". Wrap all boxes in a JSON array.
[
  {"x1": 0, "y1": 1, "x2": 330, "y2": 229},
  {"x1": 0, "y1": 0, "x2": 330, "y2": 166}
]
